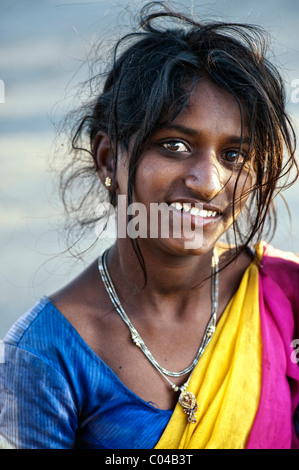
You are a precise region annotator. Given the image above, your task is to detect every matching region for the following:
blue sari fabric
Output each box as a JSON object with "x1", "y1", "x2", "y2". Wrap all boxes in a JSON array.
[{"x1": 0, "y1": 297, "x2": 172, "y2": 449}]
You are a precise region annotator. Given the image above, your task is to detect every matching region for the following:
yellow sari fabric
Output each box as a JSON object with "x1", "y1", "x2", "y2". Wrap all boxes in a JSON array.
[{"x1": 155, "y1": 256, "x2": 262, "y2": 449}]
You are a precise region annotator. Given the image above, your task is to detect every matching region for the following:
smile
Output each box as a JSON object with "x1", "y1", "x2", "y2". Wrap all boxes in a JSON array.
[{"x1": 169, "y1": 202, "x2": 219, "y2": 218}]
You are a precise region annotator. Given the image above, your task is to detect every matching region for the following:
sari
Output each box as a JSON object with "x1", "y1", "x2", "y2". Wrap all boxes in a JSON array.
[{"x1": 155, "y1": 242, "x2": 299, "y2": 449}]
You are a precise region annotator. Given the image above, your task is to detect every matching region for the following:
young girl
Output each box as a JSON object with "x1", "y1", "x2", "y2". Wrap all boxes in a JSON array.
[{"x1": 1, "y1": 3, "x2": 299, "y2": 449}]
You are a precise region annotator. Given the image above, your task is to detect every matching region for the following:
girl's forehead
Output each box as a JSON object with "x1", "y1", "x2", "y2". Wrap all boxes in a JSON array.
[{"x1": 162, "y1": 79, "x2": 248, "y2": 139}]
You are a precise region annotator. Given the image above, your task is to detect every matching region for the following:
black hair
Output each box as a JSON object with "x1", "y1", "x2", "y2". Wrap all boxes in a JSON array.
[{"x1": 60, "y1": 1, "x2": 297, "y2": 275}]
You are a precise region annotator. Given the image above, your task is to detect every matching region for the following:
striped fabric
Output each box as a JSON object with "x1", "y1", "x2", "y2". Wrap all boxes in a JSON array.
[{"x1": 0, "y1": 297, "x2": 172, "y2": 449}]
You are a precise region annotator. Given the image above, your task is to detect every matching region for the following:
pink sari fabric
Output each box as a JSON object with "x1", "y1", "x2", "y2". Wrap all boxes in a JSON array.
[{"x1": 247, "y1": 243, "x2": 299, "y2": 449}]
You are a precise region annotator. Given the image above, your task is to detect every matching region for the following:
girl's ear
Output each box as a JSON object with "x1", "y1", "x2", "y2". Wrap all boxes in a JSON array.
[{"x1": 93, "y1": 132, "x2": 115, "y2": 188}]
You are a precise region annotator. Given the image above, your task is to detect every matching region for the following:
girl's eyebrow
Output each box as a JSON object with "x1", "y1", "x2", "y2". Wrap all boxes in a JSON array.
[
  {"x1": 160, "y1": 123, "x2": 198, "y2": 136},
  {"x1": 159, "y1": 123, "x2": 250, "y2": 144}
]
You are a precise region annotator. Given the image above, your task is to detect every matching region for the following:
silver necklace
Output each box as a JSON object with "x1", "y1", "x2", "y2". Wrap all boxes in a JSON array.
[{"x1": 98, "y1": 249, "x2": 219, "y2": 424}]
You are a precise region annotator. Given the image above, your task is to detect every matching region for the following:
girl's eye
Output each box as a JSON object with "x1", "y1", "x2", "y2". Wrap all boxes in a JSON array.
[
  {"x1": 223, "y1": 150, "x2": 246, "y2": 166},
  {"x1": 161, "y1": 140, "x2": 189, "y2": 153}
]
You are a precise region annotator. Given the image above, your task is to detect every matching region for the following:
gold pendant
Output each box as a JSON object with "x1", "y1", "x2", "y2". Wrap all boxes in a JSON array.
[{"x1": 178, "y1": 391, "x2": 198, "y2": 424}]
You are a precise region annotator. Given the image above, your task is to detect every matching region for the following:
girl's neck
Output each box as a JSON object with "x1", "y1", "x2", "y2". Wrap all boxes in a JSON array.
[{"x1": 105, "y1": 239, "x2": 216, "y2": 319}]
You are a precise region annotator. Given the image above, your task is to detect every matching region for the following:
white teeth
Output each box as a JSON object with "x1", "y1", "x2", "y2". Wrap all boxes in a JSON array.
[
  {"x1": 183, "y1": 203, "x2": 191, "y2": 212},
  {"x1": 190, "y1": 206, "x2": 200, "y2": 215},
  {"x1": 170, "y1": 203, "x2": 218, "y2": 217},
  {"x1": 170, "y1": 202, "x2": 183, "y2": 210},
  {"x1": 199, "y1": 210, "x2": 218, "y2": 217}
]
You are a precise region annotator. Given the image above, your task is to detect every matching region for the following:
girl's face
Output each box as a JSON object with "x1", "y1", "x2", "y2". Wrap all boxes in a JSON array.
[{"x1": 115, "y1": 79, "x2": 253, "y2": 256}]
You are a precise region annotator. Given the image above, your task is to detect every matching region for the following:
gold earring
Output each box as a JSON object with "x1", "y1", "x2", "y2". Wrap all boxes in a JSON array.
[{"x1": 105, "y1": 176, "x2": 112, "y2": 188}]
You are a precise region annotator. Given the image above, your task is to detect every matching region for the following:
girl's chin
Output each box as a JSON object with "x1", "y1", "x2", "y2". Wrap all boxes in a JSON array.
[{"x1": 142, "y1": 234, "x2": 221, "y2": 257}]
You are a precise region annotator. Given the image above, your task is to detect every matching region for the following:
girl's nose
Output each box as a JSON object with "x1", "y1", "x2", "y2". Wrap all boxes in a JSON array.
[{"x1": 184, "y1": 154, "x2": 223, "y2": 202}]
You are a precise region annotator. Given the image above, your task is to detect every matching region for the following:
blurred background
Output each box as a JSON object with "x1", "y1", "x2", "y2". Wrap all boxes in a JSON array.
[{"x1": 1, "y1": 0, "x2": 299, "y2": 338}]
